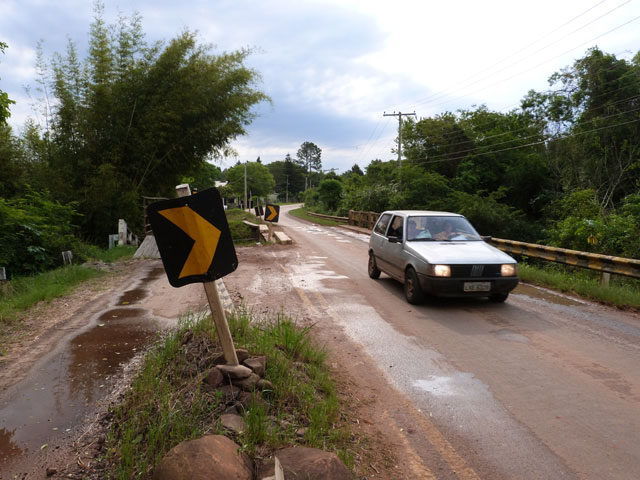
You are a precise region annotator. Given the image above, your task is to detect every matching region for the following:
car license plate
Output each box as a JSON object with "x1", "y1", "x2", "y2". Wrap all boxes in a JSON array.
[{"x1": 464, "y1": 282, "x2": 490, "y2": 292}]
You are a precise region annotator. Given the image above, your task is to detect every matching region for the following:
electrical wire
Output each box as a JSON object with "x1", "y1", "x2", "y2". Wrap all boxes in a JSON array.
[{"x1": 409, "y1": 116, "x2": 640, "y2": 166}]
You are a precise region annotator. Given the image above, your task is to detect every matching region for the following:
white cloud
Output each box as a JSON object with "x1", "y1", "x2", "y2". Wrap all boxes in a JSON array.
[{"x1": 2, "y1": 0, "x2": 639, "y2": 173}]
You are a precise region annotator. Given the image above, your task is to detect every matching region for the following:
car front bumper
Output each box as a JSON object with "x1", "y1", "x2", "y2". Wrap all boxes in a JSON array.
[{"x1": 418, "y1": 274, "x2": 519, "y2": 297}]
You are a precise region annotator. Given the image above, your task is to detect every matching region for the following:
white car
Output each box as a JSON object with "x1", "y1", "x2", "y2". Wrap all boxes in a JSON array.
[{"x1": 368, "y1": 210, "x2": 519, "y2": 304}]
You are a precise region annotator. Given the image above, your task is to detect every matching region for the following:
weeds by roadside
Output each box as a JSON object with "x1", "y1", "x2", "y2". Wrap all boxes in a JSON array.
[
  {"x1": 518, "y1": 263, "x2": 640, "y2": 309},
  {"x1": 0, "y1": 246, "x2": 137, "y2": 324},
  {"x1": 102, "y1": 310, "x2": 356, "y2": 479},
  {"x1": 0, "y1": 265, "x2": 104, "y2": 323}
]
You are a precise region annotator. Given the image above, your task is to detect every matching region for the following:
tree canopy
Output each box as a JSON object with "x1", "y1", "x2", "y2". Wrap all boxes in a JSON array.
[
  {"x1": 225, "y1": 161, "x2": 275, "y2": 198},
  {"x1": 23, "y1": 5, "x2": 268, "y2": 242},
  {"x1": 0, "y1": 41, "x2": 15, "y2": 124},
  {"x1": 267, "y1": 153, "x2": 306, "y2": 201},
  {"x1": 296, "y1": 141, "x2": 322, "y2": 189}
]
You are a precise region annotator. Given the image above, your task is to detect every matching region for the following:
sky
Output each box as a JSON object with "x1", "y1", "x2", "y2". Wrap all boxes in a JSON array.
[{"x1": 1, "y1": 0, "x2": 639, "y2": 173}]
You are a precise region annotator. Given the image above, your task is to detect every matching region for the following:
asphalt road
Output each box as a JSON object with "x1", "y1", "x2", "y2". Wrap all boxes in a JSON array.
[{"x1": 231, "y1": 205, "x2": 640, "y2": 480}]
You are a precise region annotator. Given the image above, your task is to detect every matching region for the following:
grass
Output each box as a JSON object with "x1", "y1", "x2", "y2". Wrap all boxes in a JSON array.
[
  {"x1": 0, "y1": 245, "x2": 137, "y2": 324},
  {"x1": 103, "y1": 310, "x2": 355, "y2": 479},
  {"x1": 288, "y1": 207, "x2": 344, "y2": 226},
  {"x1": 518, "y1": 262, "x2": 640, "y2": 309},
  {"x1": 0, "y1": 265, "x2": 105, "y2": 323},
  {"x1": 84, "y1": 245, "x2": 138, "y2": 263}
]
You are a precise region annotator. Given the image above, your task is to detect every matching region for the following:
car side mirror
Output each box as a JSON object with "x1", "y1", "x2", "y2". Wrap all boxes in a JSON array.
[
  {"x1": 482, "y1": 236, "x2": 492, "y2": 242},
  {"x1": 388, "y1": 236, "x2": 401, "y2": 243}
]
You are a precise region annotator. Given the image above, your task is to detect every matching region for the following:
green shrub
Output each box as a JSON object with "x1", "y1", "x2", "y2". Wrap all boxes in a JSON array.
[{"x1": 0, "y1": 190, "x2": 82, "y2": 277}]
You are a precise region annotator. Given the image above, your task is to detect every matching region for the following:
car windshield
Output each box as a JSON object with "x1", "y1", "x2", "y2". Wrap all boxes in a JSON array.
[{"x1": 406, "y1": 215, "x2": 482, "y2": 242}]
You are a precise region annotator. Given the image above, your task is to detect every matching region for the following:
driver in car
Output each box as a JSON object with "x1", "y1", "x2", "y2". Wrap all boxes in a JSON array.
[{"x1": 434, "y1": 221, "x2": 454, "y2": 240}]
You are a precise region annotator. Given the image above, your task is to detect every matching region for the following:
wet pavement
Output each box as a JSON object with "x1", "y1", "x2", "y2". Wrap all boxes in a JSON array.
[{"x1": 0, "y1": 265, "x2": 166, "y2": 474}]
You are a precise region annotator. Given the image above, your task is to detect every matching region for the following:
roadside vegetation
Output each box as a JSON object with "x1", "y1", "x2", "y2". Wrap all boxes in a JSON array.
[
  {"x1": 518, "y1": 262, "x2": 640, "y2": 310},
  {"x1": 102, "y1": 310, "x2": 360, "y2": 478},
  {"x1": 0, "y1": 245, "x2": 136, "y2": 325}
]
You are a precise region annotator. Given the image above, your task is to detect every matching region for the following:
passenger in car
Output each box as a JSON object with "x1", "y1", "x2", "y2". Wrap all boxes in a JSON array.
[{"x1": 408, "y1": 220, "x2": 432, "y2": 240}]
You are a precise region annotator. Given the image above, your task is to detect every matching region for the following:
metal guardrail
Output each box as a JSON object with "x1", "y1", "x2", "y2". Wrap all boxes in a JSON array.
[{"x1": 488, "y1": 238, "x2": 640, "y2": 280}]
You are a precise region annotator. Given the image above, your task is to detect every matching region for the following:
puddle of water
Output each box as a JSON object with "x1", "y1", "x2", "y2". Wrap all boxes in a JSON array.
[
  {"x1": 98, "y1": 307, "x2": 146, "y2": 321},
  {"x1": 142, "y1": 267, "x2": 165, "y2": 283},
  {"x1": 514, "y1": 283, "x2": 583, "y2": 307},
  {"x1": 0, "y1": 427, "x2": 22, "y2": 463},
  {"x1": 0, "y1": 307, "x2": 158, "y2": 469},
  {"x1": 117, "y1": 288, "x2": 148, "y2": 305}
]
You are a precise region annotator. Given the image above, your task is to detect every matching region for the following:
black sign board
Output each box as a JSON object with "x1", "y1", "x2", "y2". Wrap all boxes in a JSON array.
[
  {"x1": 264, "y1": 204, "x2": 280, "y2": 223},
  {"x1": 147, "y1": 188, "x2": 237, "y2": 287}
]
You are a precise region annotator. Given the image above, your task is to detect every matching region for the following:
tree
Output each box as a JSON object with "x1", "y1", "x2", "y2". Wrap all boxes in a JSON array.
[
  {"x1": 296, "y1": 141, "x2": 322, "y2": 190},
  {"x1": 0, "y1": 41, "x2": 15, "y2": 124},
  {"x1": 184, "y1": 162, "x2": 222, "y2": 192},
  {"x1": 225, "y1": 161, "x2": 275, "y2": 198},
  {"x1": 317, "y1": 179, "x2": 342, "y2": 211},
  {"x1": 33, "y1": 4, "x2": 268, "y2": 242},
  {"x1": 522, "y1": 48, "x2": 640, "y2": 211},
  {"x1": 348, "y1": 164, "x2": 364, "y2": 176},
  {"x1": 267, "y1": 153, "x2": 306, "y2": 201}
]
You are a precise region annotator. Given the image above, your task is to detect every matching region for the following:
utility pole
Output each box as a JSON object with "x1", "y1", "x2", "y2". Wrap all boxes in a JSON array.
[
  {"x1": 243, "y1": 162, "x2": 247, "y2": 211},
  {"x1": 383, "y1": 111, "x2": 416, "y2": 169}
]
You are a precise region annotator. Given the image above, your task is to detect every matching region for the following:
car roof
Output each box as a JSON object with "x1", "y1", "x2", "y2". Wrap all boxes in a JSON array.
[{"x1": 380, "y1": 210, "x2": 464, "y2": 218}]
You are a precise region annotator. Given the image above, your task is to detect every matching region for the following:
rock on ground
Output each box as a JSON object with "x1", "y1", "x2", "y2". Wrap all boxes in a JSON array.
[
  {"x1": 153, "y1": 435, "x2": 252, "y2": 480},
  {"x1": 258, "y1": 446, "x2": 352, "y2": 480}
]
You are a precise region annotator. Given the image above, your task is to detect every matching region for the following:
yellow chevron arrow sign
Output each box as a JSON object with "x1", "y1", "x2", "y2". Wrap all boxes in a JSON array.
[
  {"x1": 265, "y1": 204, "x2": 280, "y2": 222},
  {"x1": 158, "y1": 206, "x2": 221, "y2": 278}
]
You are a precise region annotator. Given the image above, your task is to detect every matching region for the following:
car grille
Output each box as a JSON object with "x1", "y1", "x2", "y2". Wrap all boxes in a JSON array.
[{"x1": 450, "y1": 264, "x2": 501, "y2": 278}]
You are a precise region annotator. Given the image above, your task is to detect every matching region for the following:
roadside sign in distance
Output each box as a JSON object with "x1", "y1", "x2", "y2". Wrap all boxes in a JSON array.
[
  {"x1": 148, "y1": 187, "x2": 238, "y2": 287},
  {"x1": 265, "y1": 204, "x2": 280, "y2": 223}
]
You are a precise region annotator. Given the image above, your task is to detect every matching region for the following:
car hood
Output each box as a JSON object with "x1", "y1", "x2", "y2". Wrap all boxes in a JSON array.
[{"x1": 405, "y1": 241, "x2": 516, "y2": 264}]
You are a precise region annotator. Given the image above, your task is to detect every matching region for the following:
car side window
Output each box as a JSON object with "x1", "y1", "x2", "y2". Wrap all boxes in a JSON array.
[
  {"x1": 374, "y1": 214, "x2": 392, "y2": 235},
  {"x1": 388, "y1": 216, "x2": 404, "y2": 239}
]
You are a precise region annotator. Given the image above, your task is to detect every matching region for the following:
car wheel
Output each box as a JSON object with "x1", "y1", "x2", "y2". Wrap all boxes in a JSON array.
[
  {"x1": 368, "y1": 252, "x2": 381, "y2": 279},
  {"x1": 489, "y1": 292, "x2": 509, "y2": 303},
  {"x1": 404, "y1": 267, "x2": 424, "y2": 304}
]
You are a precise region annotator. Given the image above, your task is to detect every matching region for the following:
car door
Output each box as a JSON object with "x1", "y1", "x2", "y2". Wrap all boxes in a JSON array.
[{"x1": 378, "y1": 215, "x2": 405, "y2": 281}]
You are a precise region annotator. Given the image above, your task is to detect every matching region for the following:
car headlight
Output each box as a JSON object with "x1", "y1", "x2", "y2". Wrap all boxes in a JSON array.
[
  {"x1": 433, "y1": 265, "x2": 451, "y2": 277},
  {"x1": 501, "y1": 264, "x2": 517, "y2": 276}
]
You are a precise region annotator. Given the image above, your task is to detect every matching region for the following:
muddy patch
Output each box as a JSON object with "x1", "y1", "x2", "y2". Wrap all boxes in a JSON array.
[
  {"x1": 0, "y1": 265, "x2": 167, "y2": 475},
  {"x1": 117, "y1": 288, "x2": 148, "y2": 305}
]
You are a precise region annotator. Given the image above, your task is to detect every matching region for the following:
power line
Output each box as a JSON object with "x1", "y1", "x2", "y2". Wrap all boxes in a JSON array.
[
  {"x1": 410, "y1": 116, "x2": 640, "y2": 166},
  {"x1": 414, "y1": 13, "x2": 640, "y2": 115},
  {"x1": 393, "y1": 0, "x2": 616, "y2": 112},
  {"x1": 407, "y1": 92, "x2": 640, "y2": 152}
]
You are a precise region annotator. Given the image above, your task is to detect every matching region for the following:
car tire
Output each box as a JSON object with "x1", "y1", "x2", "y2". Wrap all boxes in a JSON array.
[
  {"x1": 404, "y1": 267, "x2": 424, "y2": 304},
  {"x1": 489, "y1": 293, "x2": 509, "y2": 303},
  {"x1": 368, "y1": 252, "x2": 381, "y2": 279}
]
